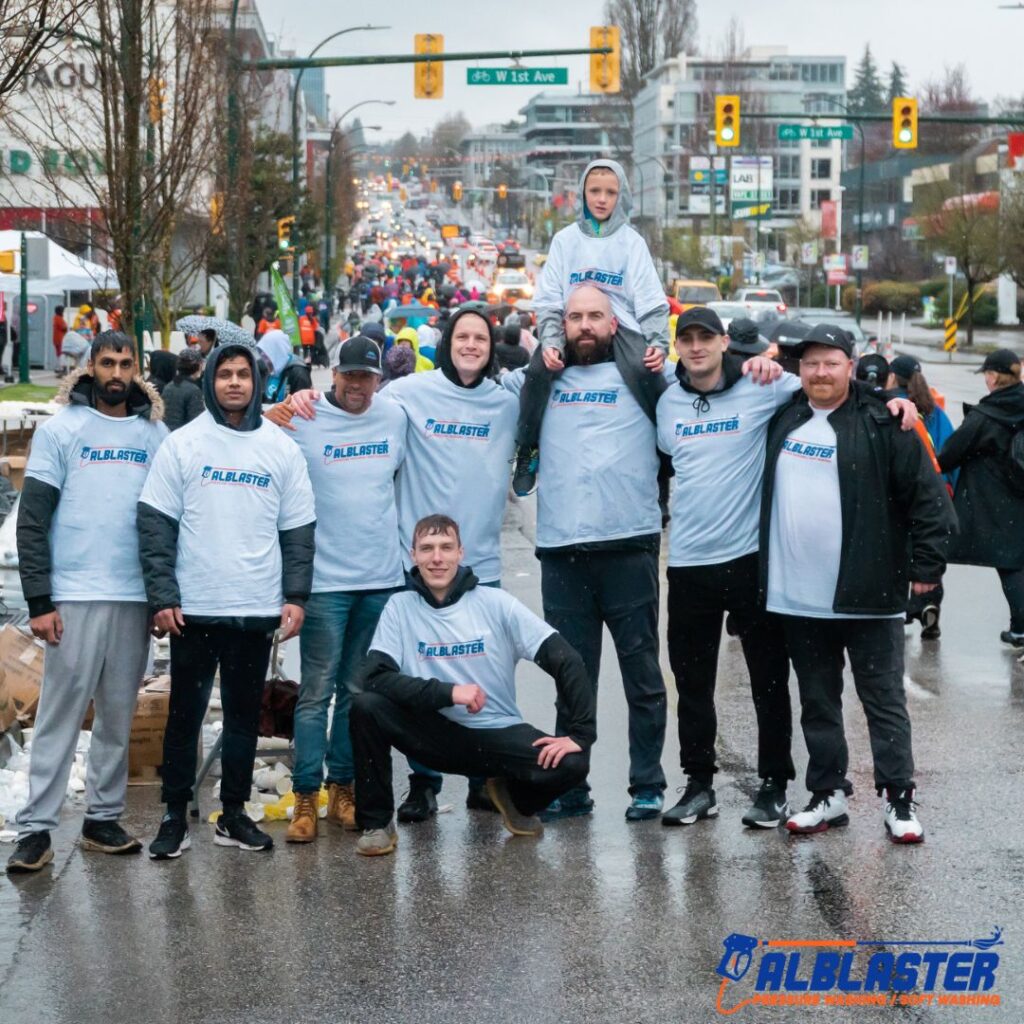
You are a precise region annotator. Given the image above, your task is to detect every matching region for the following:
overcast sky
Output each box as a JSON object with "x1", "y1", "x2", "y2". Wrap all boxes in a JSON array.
[{"x1": 255, "y1": 0, "x2": 1024, "y2": 140}]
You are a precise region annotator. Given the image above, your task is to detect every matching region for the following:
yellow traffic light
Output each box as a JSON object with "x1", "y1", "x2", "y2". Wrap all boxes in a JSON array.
[
  {"x1": 414, "y1": 33, "x2": 443, "y2": 99},
  {"x1": 497, "y1": 183, "x2": 508, "y2": 200},
  {"x1": 277, "y1": 215, "x2": 295, "y2": 252},
  {"x1": 147, "y1": 76, "x2": 166, "y2": 124},
  {"x1": 452, "y1": 180, "x2": 463, "y2": 202},
  {"x1": 893, "y1": 97, "x2": 918, "y2": 149},
  {"x1": 0, "y1": 250, "x2": 15, "y2": 273},
  {"x1": 715, "y1": 94, "x2": 740, "y2": 147},
  {"x1": 210, "y1": 192, "x2": 224, "y2": 235},
  {"x1": 589, "y1": 26, "x2": 621, "y2": 94},
  {"x1": 430, "y1": 179, "x2": 438, "y2": 192}
]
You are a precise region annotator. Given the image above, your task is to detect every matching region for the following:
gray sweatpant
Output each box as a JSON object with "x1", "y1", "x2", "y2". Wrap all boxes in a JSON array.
[{"x1": 16, "y1": 601, "x2": 150, "y2": 836}]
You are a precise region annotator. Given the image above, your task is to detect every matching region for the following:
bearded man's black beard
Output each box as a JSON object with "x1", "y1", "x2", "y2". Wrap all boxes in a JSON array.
[
  {"x1": 566, "y1": 331, "x2": 614, "y2": 365},
  {"x1": 95, "y1": 382, "x2": 129, "y2": 405}
]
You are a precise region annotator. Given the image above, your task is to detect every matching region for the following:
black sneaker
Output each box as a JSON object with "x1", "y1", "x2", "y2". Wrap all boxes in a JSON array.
[
  {"x1": 397, "y1": 783, "x2": 439, "y2": 823},
  {"x1": 149, "y1": 813, "x2": 191, "y2": 860},
  {"x1": 81, "y1": 819, "x2": 143, "y2": 855},
  {"x1": 920, "y1": 605, "x2": 940, "y2": 640},
  {"x1": 6, "y1": 831, "x2": 53, "y2": 873},
  {"x1": 466, "y1": 784, "x2": 498, "y2": 812},
  {"x1": 214, "y1": 811, "x2": 273, "y2": 851},
  {"x1": 1000, "y1": 630, "x2": 1024, "y2": 649},
  {"x1": 512, "y1": 446, "x2": 539, "y2": 497},
  {"x1": 662, "y1": 782, "x2": 718, "y2": 826},
  {"x1": 741, "y1": 779, "x2": 789, "y2": 829}
]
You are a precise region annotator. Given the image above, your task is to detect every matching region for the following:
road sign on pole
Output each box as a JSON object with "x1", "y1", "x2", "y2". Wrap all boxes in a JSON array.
[
  {"x1": 944, "y1": 256, "x2": 957, "y2": 276},
  {"x1": 467, "y1": 67, "x2": 568, "y2": 85},
  {"x1": 778, "y1": 123, "x2": 854, "y2": 141},
  {"x1": 944, "y1": 317, "x2": 957, "y2": 352},
  {"x1": 852, "y1": 245, "x2": 869, "y2": 270},
  {"x1": 800, "y1": 241, "x2": 819, "y2": 265}
]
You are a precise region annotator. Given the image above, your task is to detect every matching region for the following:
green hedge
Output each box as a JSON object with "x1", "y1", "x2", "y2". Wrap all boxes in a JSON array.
[{"x1": 858, "y1": 282, "x2": 922, "y2": 315}]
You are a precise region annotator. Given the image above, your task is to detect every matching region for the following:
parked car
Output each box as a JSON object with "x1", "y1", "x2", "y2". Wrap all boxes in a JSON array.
[
  {"x1": 730, "y1": 287, "x2": 788, "y2": 317},
  {"x1": 671, "y1": 279, "x2": 721, "y2": 309}
]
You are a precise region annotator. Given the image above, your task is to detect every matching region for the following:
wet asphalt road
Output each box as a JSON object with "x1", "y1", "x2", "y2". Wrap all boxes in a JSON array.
[{"x1": 2, "y1": 361, "x2": 1023, "y2": 1023}]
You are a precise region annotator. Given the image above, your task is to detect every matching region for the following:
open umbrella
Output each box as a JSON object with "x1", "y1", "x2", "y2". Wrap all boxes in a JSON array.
[{"x1": 176, "y1": 315, "x2": 256, "y2": 349}]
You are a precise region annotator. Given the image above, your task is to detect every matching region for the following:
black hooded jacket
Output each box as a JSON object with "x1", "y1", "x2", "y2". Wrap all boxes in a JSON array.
[
  {"x1": 18, "y1": 371, "x2": 165, "y2": 618},
  {"x1": 358, "y1": 564, "x2": 597, "y2": 749},
  {"x1": 136, "y1": 344, "x2": 315, "y2": 626},
  {"x1": 433, "y1": 308, "x2": 500, "y2": 387},
  {"x1": 759, "y1": 383, "x2": 957, "y2": 615},
  {"x1": 939, "y1": 382, "x2": 1024, "y2": 569},
  {"x1": 147, "y1": 350, "x2": 177, "y2": 394}
]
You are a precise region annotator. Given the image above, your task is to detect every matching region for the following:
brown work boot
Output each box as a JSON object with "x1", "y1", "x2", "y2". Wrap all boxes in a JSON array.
[
  {"x1": 286, "y1": 791, "x2": 319, "y2": 843},
  {"x1": 326, "y1": 782, "x2": 357, "y2": 831}
]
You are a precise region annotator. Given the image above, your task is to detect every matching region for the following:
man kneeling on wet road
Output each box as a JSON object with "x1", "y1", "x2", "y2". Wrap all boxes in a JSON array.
[{"x1": 350, "y1": 514, "x2": 595, "y2": 856}]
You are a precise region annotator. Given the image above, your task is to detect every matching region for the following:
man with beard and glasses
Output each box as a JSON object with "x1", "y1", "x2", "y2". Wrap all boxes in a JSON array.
[
  {"x1": 8, "y1": 332, "x2": 168, "y2": 873},
  {"x1": 503, "y1": 284, "x2": 670, "y2": 821}
]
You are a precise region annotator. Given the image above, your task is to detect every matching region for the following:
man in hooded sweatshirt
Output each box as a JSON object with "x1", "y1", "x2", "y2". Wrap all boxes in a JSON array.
[
  {"x1": 266, "y1": 307, "x2": 517, "y2": 820},
  {"x1": 511, "y1": 159, "x2": 670, "y2": 495},
  {"x1": 350, "y1": 513, "x2": 595, "y2": 856},
  {"x1": 257, "y1": 328, "x2": 312, "y2": 405},
  {"x1": 137, "y1": 344, "x2": 316, "y2": 859},
  {"x1": 8, "y1": 332, "x2": 168, "y2": 873},
  {"x1": 393, "y1": 325, "x2": 435, "y2": 373}
]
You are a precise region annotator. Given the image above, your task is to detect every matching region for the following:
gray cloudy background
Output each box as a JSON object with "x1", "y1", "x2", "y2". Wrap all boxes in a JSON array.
[{"x1": 255, "y1": 0, "x2": 1023, "y2": 139}]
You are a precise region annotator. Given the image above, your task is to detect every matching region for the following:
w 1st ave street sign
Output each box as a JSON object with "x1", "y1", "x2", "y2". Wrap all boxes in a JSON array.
[
  {"x1": 468, "y1": 67, "x2": 568, "y2": 85},
  {"x1": 778, "y1": 124, "x2": 854, "y2": 141}
]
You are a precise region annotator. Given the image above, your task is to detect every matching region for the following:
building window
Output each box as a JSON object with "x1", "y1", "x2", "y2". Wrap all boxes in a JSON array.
[
  {"x1": 811, "y1": 158, "x2": 832, "y2": 180},
  {"x1": 776, "y1": 154, "x2": 800, "y2": 179},
  {"x1": 810, "y1": 188, "x2": 832, "y2": 209},
  {"x1": 774, "y1": 187, "x2": 801, "y2": 211}
]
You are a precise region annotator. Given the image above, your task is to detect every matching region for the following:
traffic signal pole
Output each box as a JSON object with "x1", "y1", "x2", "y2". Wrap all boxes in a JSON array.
[{"x1": 244, "y1": 46, "x2": 612, "y2": 72}]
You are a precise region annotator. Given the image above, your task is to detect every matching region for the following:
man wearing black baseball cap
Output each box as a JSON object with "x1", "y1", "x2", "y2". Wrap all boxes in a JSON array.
[
  {"x1": 270, "y1": 334, "x2": 410, "y2": 843},
  {"x1": 760, "y1": 322, "x2": 956, "y2": 844},
  {"x1": 975, "y1": 348, "x2": 1022, "y2": 375}
]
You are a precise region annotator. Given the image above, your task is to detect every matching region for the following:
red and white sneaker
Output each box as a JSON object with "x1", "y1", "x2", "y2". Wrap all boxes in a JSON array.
[
  {"x1": 884, "y1": 787, "x2": 924, "y2": 844},
  {"x1": 785, "y1": 789, "x2": 850, "y2": 835}
]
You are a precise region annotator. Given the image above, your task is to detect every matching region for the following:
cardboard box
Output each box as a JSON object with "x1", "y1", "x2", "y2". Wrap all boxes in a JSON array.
[
  {"x1": 0, "y1": 456, "x2": 27, "y2": 491},
  {"x1": 128, "y1": 675, "x2": 171, "y2": 782},
  {"x1": 0, "y1": 624, "x2": 44, "y2": 731}
]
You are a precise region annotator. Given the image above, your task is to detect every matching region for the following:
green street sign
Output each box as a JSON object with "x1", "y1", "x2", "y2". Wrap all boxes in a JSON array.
[
  {"x1": 778, "y1": 123, "x2": 854, "y2": 141},
  {"x1": 467, "y1": 67, "x2": 568, "y2": 86}
]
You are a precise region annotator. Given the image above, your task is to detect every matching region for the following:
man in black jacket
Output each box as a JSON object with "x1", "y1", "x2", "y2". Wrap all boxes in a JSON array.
[
  {"x1": 760, "y1": 324, "x2": 955, "y2": 844},
  {"x1": 137, "y1": 344, "x2": 316, "y2": 859},
  {"x1": 350, "y1": 514, "x2": 595, "y2": 856}
]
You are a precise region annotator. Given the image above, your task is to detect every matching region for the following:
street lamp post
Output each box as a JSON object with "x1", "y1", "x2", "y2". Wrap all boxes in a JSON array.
[
  {"x1": 290, "y1": 25, "x2": 389, "y2": 310},
  {"x1": 323, "y1": 124, "x2": 382, "y2": 293}
]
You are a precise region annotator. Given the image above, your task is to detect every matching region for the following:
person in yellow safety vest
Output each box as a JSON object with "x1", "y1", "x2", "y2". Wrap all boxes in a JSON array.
[
  {"x1": 298, "y1": 304, "x2": 318, "y2": 364},
  {"x1": 393, "y1": 325, "x2": 434, "y2": 373}
]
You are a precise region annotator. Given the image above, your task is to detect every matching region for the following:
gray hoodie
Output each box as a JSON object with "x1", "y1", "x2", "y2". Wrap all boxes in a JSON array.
[{"x1": 577, "y1": 159, "x2": 632, "y2": 238}]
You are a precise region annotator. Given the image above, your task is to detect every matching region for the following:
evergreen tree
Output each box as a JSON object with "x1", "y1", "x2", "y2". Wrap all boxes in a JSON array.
[
  {"x1": 887, "y1": 61, "x2": 908, "y2": 102},
  {"x1": 848, "y1": 45, "x2": 885, "y2": 113}
]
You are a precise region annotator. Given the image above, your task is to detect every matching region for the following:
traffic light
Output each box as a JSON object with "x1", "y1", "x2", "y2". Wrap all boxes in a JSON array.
[
  {"x1": 893, "y1": 97, "x2": 918, "y2": 149},
  {"x1": 210, "y1": 192, "x2": 224, "y2": 235},
  {"x1": 589, "y1": 26, "x2": 621, "y2": 94},
  {"x1": 430, "y1": 179, "x2": 438, "y2": 192},
  {"x1": 147, "y1": 76, "x2": 166, "y2": 124},
  {"x1": 414, "y1": 33, "x2": 443, "y2": 99},
  {"x1": 277, "y1": 215, "x2": 295, "y2": 252},
  {"x1": 715, "y1": 94, "x2": 740, "y2": 147},
  {"x1": 452, "y1": 180, "x2": 463, "y2": 202},
  {"x1": 0, "y1": 250, "x2": 15, "y2": 273},
  {"x1": 497, "y1": 183, "x2": 508, "y2": 200}
]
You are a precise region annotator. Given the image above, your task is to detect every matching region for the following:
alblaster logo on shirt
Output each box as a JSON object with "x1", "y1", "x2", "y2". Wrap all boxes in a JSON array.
[
  {"x1": 552, "y1": 387, "x2": 619, "y2": 406},
  {"x1": 200, "y1": 465, "x2": 272, "y2": 488},
  {"x1": 568, "y1": 267, "x2": 625, "y2": 289},
  {"x1": 79, "y1": 445, "x2": 150, "y2": 468},
  {"x1": 422, "y1": 418, "x2": 491, "y2": 440},
  {"x1": 322, "y1": 439, "x2": 390, "y2": 464},
  {"x1": 417, "y1": 637, "x2": 486, "y2": 659},
  {"x1": 675, "y1": 415, "x2": 740, "y2": 440},
  {"x1": 781, "y1": 437, "x2": 835, "y2": 462}
]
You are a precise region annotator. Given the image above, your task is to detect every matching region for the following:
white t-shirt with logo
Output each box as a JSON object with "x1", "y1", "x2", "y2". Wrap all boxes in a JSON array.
[
  {"x1": 287, "y1": 396, "x2": 406, "y2": 593},
  {"x1": 506, "y1": 361, "x2": 660, "y2": 548},
  {"x1": 369, "y1": 585, "x2": 555, "y2": 730},
  {"x1": 657, "y1": 373, "x2": 801, "y2": 566},
  {"x1": 25, "y1": 404, "x2": 168, "y2": 603},
  {"x1": 533, "y1": 223, "x2": 667, "y2": 333},
  {"x1": 381, "y1": 370, "x2": 517, "y2": 583},
  {"x1": 139, "y1": 411, "x2": 316, "y2": 617}
]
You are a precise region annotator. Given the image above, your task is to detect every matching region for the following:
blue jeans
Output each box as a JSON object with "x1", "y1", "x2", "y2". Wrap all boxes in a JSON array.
[
  {"x1": 407, "y1": 579, "x2": 500, "y2": 793},
  {"x1": 292, "y1": 588, "x2": 399, "y2": 794}
]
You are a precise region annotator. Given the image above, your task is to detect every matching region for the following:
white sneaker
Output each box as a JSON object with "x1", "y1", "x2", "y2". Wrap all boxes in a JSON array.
[
  {"x1": 884, "y1": 788, "x2": 924, "y2": 844},
  {"x1": 785, "y1": 789, "x2": 850, "y2": 835}
]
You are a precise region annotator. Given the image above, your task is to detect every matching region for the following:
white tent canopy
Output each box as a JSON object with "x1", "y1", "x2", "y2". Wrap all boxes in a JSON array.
[{"x1": 0, "y1": 230, "x2": 119, "y2": 293}]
